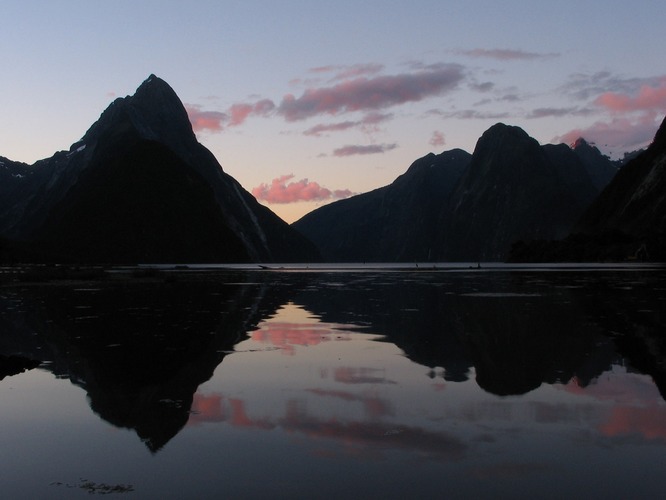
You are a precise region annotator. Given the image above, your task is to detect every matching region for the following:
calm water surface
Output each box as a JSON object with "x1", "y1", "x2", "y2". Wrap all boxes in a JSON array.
[{"x1": 1, "y1": 266, "x2": 665, "y2": 498}]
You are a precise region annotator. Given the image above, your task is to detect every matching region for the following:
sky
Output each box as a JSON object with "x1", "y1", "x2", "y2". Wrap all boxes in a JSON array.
[{"x1": 2, "y1": 1, "x2": 665, "y2": 223}]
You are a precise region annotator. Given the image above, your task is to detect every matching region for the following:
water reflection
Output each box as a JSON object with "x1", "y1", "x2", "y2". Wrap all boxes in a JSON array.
[
  {"x1": 1, "y1": 268, "x2": 666, "y2": 497},
  {"x1": 0, "y1": 272, "x2": 280, "y2": 451}
]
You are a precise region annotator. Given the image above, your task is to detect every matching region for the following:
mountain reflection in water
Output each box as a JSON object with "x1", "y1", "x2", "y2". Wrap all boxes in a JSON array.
[{"x1": 1, "y1": 266, "x2": 665, "y2": 498}]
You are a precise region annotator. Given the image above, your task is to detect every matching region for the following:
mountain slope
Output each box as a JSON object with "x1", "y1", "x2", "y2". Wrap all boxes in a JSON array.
[
  {"x1": 570, "y1": 138, "x2": 618, "y2": 191},
  {"x1": 509, "y1": 115, "x2": 666, "y2": 262},
  {"x1": 292, "y1": 149, "x2": 471, "y2": 261},
  {"x1": 440, "y1": 123, "x2": 598, "y2": 261},
  {"x1": 295, "y1": 123, "x2": 602, "y2": 263},
  {"x1": 0, "y1": 75, "x2": 319, "y2": 263},
  {"x1": 575, "y1": 115, "x2": 666, "y2": 237}
]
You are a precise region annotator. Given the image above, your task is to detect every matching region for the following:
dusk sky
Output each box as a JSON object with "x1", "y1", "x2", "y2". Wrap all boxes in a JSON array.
[{"x1": 2, "y1": 1, "x2": 665, "y2": 222}]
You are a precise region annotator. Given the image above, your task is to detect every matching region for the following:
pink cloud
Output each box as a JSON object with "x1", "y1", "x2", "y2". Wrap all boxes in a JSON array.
[
  {"x1": 554, "y1": 112, "x2": 661, "y2": 153},
  {"x1": 186, "y1": 99, "x2": 275, "y2": 132},
  {"x1": 429, "y1": 130, "x2": 446, "y2": 147},
  {"x1": 303, "y1": 112, "x2": 393, "y2": 137},
  {"x1": 333, "y1": 143, "x2": 397, "y2": 157},
  {"x1": 252, "y1": 175, "x2": 354, "y2": 204},
  {"x1": 278, "y1": 65, "x2": 464, "y2": 121},
  {"x1": 594, "y1": 78, "x2": 666, "y2": 113},
  {"x1": 185, "y1": 105, "x2": 228, "y2": 132},
  {"x1": 227, "y1": 99, "x2": 276, "y2": 126},
  {"x1": 455, "y1": 48, "x2": 559, "y2": 61}
]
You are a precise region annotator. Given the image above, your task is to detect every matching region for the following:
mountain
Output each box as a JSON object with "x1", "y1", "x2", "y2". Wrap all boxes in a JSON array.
[
  {"x1": 0, "y1": 75, "x2": 319, "y2": 264},
  {"x1": 570, "y1": 138, "x2": 618, "y2": 191},
  {"x1": 440, "y1": 124, "x2": 599, "y2": 261},
  {"x1": 576, "y1": 115, "x2": 666, "y2": 237},
  {"x1": 509, "y1": 115, "x2": 666, "y2": 262},
  {"x1": 292, "y1": 149, "x2": 471, "y2": 261},
  {"x1": 294, "y1": 123, "x2": 604, "y2": 262}
]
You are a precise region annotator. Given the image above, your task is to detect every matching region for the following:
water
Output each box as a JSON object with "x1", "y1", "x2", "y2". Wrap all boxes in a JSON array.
[{"x1": 1, "y1": 265, "x2": 665, "y2": 498}]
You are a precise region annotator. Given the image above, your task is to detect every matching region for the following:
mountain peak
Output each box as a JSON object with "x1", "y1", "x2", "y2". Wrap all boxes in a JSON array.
[
  {"x1": 80, "y1": 75, "x2": 197, "y2": 161},
  {"x1": 132, "y1": 74, "x2": 179, "y2": 103},
  {"x1": 474, "y1": 123, "x2": 535, "y2": 154},
  {"x1": 571, "y1": 137, "x2": 590, "y2": 149}
]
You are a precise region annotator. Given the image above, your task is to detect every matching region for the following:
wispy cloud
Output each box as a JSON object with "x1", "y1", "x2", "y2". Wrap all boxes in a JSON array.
[
  {"x1": 428, "y1": 109, "x2": 510, "y2": 120},
  {"x1": 526, "y1": 107, "x2": 594, "y2": 119},
  {"x1": 187, "y1": 64, "x2": 465, "y2": 135},
  {"x1": 303, "y1": 112, "x2": 393, "y2": 137},
  {"x1": 554, "y1": 113, "x2": 661, "y2": 153},
  {"x1": 560, "y1": 72, "x2": 666, "y2": 101},
  {"x1": 278, "y1": 65, "x2": 464, "y2": 121},
  {"x1": 251, "y1": 174, "x2": 354, "y2": 204},
  {"x1": 470, "y1": 81, "x2": 495, "y2": 92},
  {"x1": 454, "y1": 48, "x2": 559, "y2": 61},
  {"x1": 332, "y1": 143, "x2": 398, "y2": 157},
  {"x1": 429, "y1": 130, "x2": 446, "y2": 147},
  {"x1": 309, "y1": 63, "x2": 385, "y2": 81}
]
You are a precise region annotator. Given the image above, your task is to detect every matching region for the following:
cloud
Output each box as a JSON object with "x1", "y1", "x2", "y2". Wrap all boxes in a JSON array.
[
  {"x1": 185, "y1": 105, "x2": 228, "y2": 132},
  {"x1": 186, "y1": 99, "x2": 275, "y2": 132},
  {"x1": 303, "y1": 112, "x2": 393, "y2": 137},
  {"x1": 561, "y1": 72, "x2": 666, "y2": 101},
  {"x1": 187, "y1": 63, "x2": 467, "y2": 134},
  {"x1": 428, "y1": 109, "x2": 510, "y2": 120},
  {"x1": 227, "y1": 99, "x2": 276, "y2": 126},
  {"x1": 278, "y1": 65, "x2": 464, "y2": 121},
  {"x1": 429, "y1": 130, "x2": 446, "y2": 147},
  {"x1": 526, "y1": 107, "x2": 594, "y2": 119},
  {"x1": 309, "y1": 63, "x2": 385, "y2": 81},
  {"x1": 594, "y1": 78, "x2": 666, "y2": 113},
  {"x1": 454, "y1": 48, "x2": 559, "y2": 61},
  {"x1": 554, "y1": 112, "x2": 661, "y2": 153},
  {"x1": 499, "y1": 93, "x2": 522, "y2": 102},
  {"x1": 251, "y1": 175, "x2": 354, "y2": 205},
  {"x1": 332, "y1": 143, "x2": 398, "y2": 157},
  {"x1": 470, "y1": 81, "x2": 494, "y2": 92}
]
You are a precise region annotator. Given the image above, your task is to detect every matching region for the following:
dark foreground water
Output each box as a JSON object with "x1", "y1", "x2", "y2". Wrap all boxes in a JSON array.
[{"x1": 1, "y1": 264, "x2": 666, "y2": 498}]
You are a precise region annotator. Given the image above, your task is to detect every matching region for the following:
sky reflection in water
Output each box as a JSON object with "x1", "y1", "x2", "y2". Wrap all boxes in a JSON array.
[{"x1": 1, "y1": 267, "x2": 666, "y2": 498}]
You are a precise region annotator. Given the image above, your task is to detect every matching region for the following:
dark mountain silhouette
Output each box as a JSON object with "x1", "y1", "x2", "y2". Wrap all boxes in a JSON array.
[
  {"x1": 441, "y1": 124, "x2": 599, "y2": 261},
  {"x1": 576, "y1": 116, "x2": 666, "y2": 237},
  {"x1": 570, "y1": 138, "x2": 618, "y2": 191},
  {"x1": 295, "y1": 123, "x2": 603, "y2": 262},
  {"x1": 510, "y1": 115, "x2": 666, "y2": 261},
  {"x1": 293, "y1": 149, "x2": 471, "y2": 261},
  {"x1": 0, "y1": 75, "x2": 319, "y2": 264}
]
